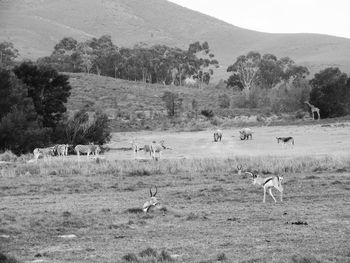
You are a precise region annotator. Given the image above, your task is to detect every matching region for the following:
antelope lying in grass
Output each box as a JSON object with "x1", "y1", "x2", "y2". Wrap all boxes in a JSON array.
[
  {"x1": 143, "y1": 186, "x2": 161, "y2": 213},
  {"x1": 213, "y1": 129, "x2": 223, "y2": 142},
  {"x1": 276, "y1": 137, "x2": 294, "y2": 147},
  {"x1": 246, "y1": 172, "x2": 284, "y2": 203}
]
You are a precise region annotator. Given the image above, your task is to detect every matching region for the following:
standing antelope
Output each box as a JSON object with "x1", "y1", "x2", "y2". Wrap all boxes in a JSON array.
[
  {"x1": 143, "y1": 144, "x2": 153, "y2": 157},
  {"x1": 247, "y1": 172, "x2": 284, "y2": 203},
  {"x1": 143, "y1": 186, "x2": 160, "y2": 213},
  {"x1": 213, "y1": 129, "x2": 223, "y2": 142}
]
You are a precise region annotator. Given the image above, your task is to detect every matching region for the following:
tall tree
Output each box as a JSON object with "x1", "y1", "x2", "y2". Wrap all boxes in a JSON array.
[
  {"x1": 0, "y1": 41, "x2": 19, "y2": 68},
  {"x1": 227, "y1": 51, "x2": 261, "y2": 99},
  {"x1": 13, "y1": 62, "x2": 71, "y2": 128}
]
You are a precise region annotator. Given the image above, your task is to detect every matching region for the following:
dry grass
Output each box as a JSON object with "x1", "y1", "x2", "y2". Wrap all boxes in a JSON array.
[{"x1": 0, "y1": 153, "x2": 349, "y2": 262}]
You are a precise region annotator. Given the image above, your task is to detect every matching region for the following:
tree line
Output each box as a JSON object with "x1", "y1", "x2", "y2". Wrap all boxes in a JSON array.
[{"x1": 37, "y1": 35, "x2": 219, "y2": 86}]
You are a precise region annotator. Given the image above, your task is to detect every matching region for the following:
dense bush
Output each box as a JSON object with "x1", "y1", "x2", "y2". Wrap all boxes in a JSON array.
[{"x1": 309, "y1": 67, "x2": 350, "y2": 118}]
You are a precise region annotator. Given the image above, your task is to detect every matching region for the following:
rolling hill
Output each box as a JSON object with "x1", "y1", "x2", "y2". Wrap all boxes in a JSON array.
[{"x1": 1, "y1": 0, "x2": 350, "y2": 81}]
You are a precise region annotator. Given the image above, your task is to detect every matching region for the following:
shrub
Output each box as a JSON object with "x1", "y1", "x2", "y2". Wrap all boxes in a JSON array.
[
  {"x1": 200, "y1": 109, "x2": 214, "y2": 118},
  {"x1": 218, "y1": 93, "x2": 230, "y2": 108}
]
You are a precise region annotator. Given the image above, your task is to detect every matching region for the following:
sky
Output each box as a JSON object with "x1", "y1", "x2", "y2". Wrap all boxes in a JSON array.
[{"x1": 168, "y1": 0, "x2": 350, "y2": 39}]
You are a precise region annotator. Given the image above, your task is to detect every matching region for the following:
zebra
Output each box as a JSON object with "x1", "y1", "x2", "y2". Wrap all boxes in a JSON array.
[
  {"x1": 142, "y1": 144, "x2": 153, "y2": 157},
  {"x1": 33, "y1": 146, "x2": 56, "y2": 160},
  {"x1": 239, "y1": 128, "x2": 253, "y2": 140},
  {"x1": 276, "y1": 137, "x2": 294, "y2": 147},
  {"x1": 131, "y1": 139, "x2": 140, "y2": 158},
  {"x1": 56, "y1": 144, "x2": 69, "y2": 156},
  {"x1": 151, "y1": 140, "x2": 167, "y2": 160},
  {"x1": 74, "y1": 144, "x2": 100, "y2": 157},
  {"x1": 247, "y1": 172, "x2": 284, "y2": 203},
  {"x1": 213, "y1": 129, "x2": 223, "y2": 142}
]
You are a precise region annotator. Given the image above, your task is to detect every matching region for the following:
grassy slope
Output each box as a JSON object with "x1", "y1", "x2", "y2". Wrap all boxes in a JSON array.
[{"x1": 1, "y1": 0, "x2": 350, "y2": 80}]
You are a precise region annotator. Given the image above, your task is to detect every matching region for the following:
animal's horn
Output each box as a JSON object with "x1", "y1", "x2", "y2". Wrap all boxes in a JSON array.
[
  {"x1": 153, "y1": 185, "x2": 157, "y2": 196},
  {"x1": 149, "y1": 187, "x2": 153, "y2": 197}
]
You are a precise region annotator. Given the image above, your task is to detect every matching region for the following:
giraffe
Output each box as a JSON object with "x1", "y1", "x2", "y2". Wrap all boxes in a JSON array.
[{"x1": 304, "y1": 101, "x2": 320, "y2": 120}]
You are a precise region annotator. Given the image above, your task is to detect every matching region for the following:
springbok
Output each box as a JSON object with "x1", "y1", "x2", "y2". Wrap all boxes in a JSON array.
[
  {"x1": 237, "y1": 164, "x2": 243, "y2": 176},
  {"x1": 247, "y1": 172, "x2": 284, "y2": 203},
  {"x1": 276, "y1": 137, "x2": 294, "y2": 147},
  {"x1": 151, "y1": 140, "x2": 167, "y2": 160},
  {"x1": 74, "y1": 144, "x2": 100, "y2": 158},
  {"x1": 239, "y1": 128, "x2": 253, "y2": 140},
  {"x1": 213, "y1": 129, "x2": 223, "y2": 142},
  {"x1": 33, "y1": 146, "x2": 56, "y2": 160},
  {"x1": 143, "y1": 186, "x2": 160, "y2": 213}
]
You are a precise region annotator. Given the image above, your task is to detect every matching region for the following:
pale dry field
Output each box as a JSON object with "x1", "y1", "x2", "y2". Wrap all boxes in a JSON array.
[
  {"x1": 1, "y1": 123, "x2": 350, "y2": 263},
  {"x1": 107, "y1": 123, "x2": 350, "y2": 160}
]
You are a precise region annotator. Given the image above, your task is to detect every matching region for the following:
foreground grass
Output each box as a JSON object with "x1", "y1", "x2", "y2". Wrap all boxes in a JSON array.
[
  {"x1": 1, "y1": 154, "x2": 350, "y2": 178},
  {"x1": 0, "y1": 156, "x2": 349, "y2": 262}
]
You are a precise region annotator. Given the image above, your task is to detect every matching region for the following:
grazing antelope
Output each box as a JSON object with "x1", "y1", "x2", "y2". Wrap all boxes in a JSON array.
[
  {"x1": 239, "y1": 128, "x2": 253, "y2": 140},
  {"x1": 213, "y1": 129, "x2": 223, "y2": 142},
  {"x1": 33, "y1": 146, "x2": 56, "y2": 160},
  {"x1": 247, "y1": 172, "x2": 283, "y2": 203},
  {"x1": 74, "y1": 144, "x2": 100, "y2": 158},
  {"x1": 143, "y1": 186, "x2": 160, "y2": 213},
  {"x1": 151, "y1": 140, "x2": 167, "y2": 160},
  {"x1": 276, "y1": 137, "x2": 294, "y2": 147}
]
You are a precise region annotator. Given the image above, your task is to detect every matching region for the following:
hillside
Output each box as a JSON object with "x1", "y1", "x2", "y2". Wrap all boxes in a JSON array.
[
  {"x1": 1, "y1": 0, "x2": 350, "y2": 81},
  {"x1": 66, "y1": 72, "x2": 269, "y2": 131}
]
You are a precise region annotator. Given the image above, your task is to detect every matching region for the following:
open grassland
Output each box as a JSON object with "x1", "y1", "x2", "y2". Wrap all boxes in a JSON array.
[{"x1": 1, "y1": 124, "x2": 350, "y2": 262}]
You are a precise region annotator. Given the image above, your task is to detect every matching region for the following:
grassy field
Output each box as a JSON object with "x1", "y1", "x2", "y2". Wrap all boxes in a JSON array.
[{"x1": 1, "y1": 124, "x2": 350, "y2": 263}]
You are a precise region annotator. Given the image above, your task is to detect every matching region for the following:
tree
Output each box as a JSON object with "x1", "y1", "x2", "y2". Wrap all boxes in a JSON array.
[
  {"x1": 309, "y1": 67, "x2": 350, "y2": 118},
  {"x1": 13, "y1": 62, "x2": 71, "y2": 128},
  {"x1": 227, "y1": 51, "x2": 261, "y2": 99},
  {"x1": 162, "y1": 91, "x2": 183, "y2": 117},
  {"x1": 0, "y1": 41, "x2": 19, "y2": 68}
]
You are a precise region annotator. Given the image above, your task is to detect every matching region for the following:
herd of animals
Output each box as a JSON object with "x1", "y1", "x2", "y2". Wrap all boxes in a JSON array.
[{"x1": 31, "y1": 127, "x2": 293, "y2": 206}]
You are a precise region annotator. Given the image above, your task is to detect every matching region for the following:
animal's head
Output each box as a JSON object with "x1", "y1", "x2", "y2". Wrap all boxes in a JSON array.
[
  {"x1": 237, "y1": 164, "x2": 242, "y2": 171},
  {"x1": 159, "y1": 140, "x2": 166, "y2": 149},
  {"x1": 276, "y1": 137, "x2": 280, "y2": 143}
]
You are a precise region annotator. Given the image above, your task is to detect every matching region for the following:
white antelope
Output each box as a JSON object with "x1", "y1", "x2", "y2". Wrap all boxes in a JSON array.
[
  {"x1": 143, "y1": 186, "x2": 160, "y2": 213},
  {"x1": 213, "y1": 129, "x2": 223, "y2": 142},
  {"x1": 276, "y1": 137, "x2": 294, "y2": 147},
  {"x1": 151, "y1": 140, "x2": 167, "y2": 160},
  {"x1": 247, "y1": 172, "x2": 284, "y2": 203}
]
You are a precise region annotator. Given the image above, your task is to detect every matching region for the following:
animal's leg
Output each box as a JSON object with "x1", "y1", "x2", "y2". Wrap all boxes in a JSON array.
[
  {"x1": 276, "y1": 185, "x2": 283, "y2": 201},
  {"x1": 263, "y1": 187, "x2": 266, "y2": 203},
  {"x1": 269, "y1": 188, "x2": 277, "y2": 203}
]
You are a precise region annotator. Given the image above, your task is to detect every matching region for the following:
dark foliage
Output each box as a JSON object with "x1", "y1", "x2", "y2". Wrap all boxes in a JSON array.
[
  {"x1": 13, "y1": 62, "x2": 71, "y2": 128},
  {"x1": 310, "y1": 67, "x2": 350, "y2": 118}
]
